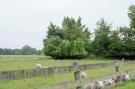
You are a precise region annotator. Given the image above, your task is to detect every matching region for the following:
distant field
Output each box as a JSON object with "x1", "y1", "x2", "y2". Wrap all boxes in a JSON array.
[
  {"x1": 0, "y1": 55, "x2": 135, "y2": 89},
  {"x1": 0, "y1": 55, "x2": 111, "y2": 72}
]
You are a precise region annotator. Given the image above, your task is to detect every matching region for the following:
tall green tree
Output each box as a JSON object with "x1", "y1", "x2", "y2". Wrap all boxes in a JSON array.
[
  {"x1": 119, "y1": 27, "x2": 135, "y2": 57},
  {"x1": 108, "y1": 30, "x2": 124, "y2": 57},
  {"x1": 43, "y1": 17, "x2": 91, "y2": 59},
  {"x1": 128, "y1": 5, "x2": 135, "y2": 29},
  {"x1": 92, "y1": 18, "x2": 111, "y2": 56}
]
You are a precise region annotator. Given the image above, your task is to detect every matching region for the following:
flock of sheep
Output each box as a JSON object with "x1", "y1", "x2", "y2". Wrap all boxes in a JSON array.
[
  {"x1": 35, "y1": 63, "x2": 130, "y2": 89},
  {"x1": 83, "y1": 72, "x2": 129, "y2": 89}
]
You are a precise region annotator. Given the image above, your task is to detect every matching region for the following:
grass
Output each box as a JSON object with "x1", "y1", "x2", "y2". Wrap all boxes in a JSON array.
[
  {"x1": 0, "y1": 64, "x2": 135, "y2": 89},
  {"x1": 112, "y1": 80, "x2": 135, "y2": 89},
  {"x1": 0, "y1": 55, "x2": 111, "y2": 72},
  {"x1": 0, "y1": 55, "x2": 135, "y2": 89}
]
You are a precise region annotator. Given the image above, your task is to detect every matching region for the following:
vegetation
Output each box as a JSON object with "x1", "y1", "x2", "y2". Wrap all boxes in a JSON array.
[
  {"x1": 1, "y1": 2, "x2": 135, "y2": 89},
  {"x1": 0, "y1": 55, "x2": 135, "y2": 89},
  {"x1": 43, "y1": 5, "x2": 135, "y2": 59},
  {"x1": 43, "y1": 17, "x2": 91, "y2": 59},
  {"x1": 0, "y1": 45, "x2": 42, "y2": 55},
  {"x1": 113, "y1": 80, "x2": 135, "y2": 89},
  {"x1": 0, "y1": 55, "x2": 110, "y2": 71}
]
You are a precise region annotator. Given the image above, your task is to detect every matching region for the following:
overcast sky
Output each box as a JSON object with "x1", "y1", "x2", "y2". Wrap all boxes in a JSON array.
[{"x1": 0, "y1": 0, "x2": 134, "y2": 49}]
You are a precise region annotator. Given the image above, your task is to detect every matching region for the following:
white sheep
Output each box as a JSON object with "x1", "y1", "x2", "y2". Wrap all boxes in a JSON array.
[
  {"x1": 80, "y1": 72, "x2": 87, "y2": 79},
  {"x1": 95, "y1": 81, "x2": 105, "y2": 89},
  {"x1": 103, "y1": 80, "x2": 109, "y2": 86},
  {"x1": 35, "y1": 63, "x2": 42, "y2": 68},
  {"x1": 108, "y1": 79, "x2": 115, "y2": 85},
  {"x1": 122, "y1": 73, "x2": 129, "y2": 82},
  {"x1": 84, "y1": 83, "x2": 97, "y2": 89},
  {"x1": 33, "y1": 57, "x2": 38, "y2": 59}
]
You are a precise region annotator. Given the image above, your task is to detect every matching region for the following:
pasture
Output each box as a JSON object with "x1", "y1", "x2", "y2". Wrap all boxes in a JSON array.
[
  {"x1": 0, "y1": 55, "x2": 135, "y2": 89},
  {"x1": 0, "y1": 55, "x2": 110, "y2": 72},
  {"x1": 113, "y1": 80, "x2": 135, "y2": 89}
]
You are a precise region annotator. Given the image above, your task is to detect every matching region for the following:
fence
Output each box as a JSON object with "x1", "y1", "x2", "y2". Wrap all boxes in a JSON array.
[
  {"x1": 44, "y1": 61, "x2": 135, "y2": 89},
  {"x1": 43, "y1": 71, "x2": 135, "y2": 89},
  {"x1": 0, "y1": 61, "x2": 135, "y2": 80},
  {"x1": 0, "y1": 61, "x2": 135, "y2": 89},
  {"x1": 0, "y1": 62, "x2": 115, "y2": 80}
]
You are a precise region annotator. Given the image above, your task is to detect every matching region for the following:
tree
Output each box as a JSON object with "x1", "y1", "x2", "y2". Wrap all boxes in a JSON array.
[
  {"x1": 70, "y1": 39, "x2": 87, "y2": 58},
  {"x1": 0, "y1": 46, "x2": 42, "y2": 55},
  {"x1": 43, "y1": 17, "x2": 91, "y2": 59},
  {"x1": 119, "y1": 27, "x2": 135, "y2": 57},
  {"x1": 128, "y1": 5, "x2": 135, "y2": 29},
  {"x1": 92, "y1": 18, "x2": 111, "y2": 56},
  {"x1": 44, "y1": 36, "x2": 62, "y2": 58},
  {"x1": 108, "y1": 26, "x2": 135, "y2": 58},
  {"x1": 108, "y1": 30, "x2": 124, "y2": 57},
  {"x1": 22, "y1": 45, "x2": 36, "y2": 55}
]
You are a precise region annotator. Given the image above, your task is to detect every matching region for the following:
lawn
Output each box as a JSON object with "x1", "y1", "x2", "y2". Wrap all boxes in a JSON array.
[{"x1": 0, "y1": 55, "x2": 135, "y2": 89}]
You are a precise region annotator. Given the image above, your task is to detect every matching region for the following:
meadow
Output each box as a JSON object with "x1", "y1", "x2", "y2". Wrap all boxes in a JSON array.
[
  {"x1": 0, "y1": 55, "x2": 135, "y2": 89},
  {"x1": 113, "y1": 80, "x2": 135, "y2": 89},
  {"x1": 0, "y1": 55, "x2": 110, "y2": 72}
]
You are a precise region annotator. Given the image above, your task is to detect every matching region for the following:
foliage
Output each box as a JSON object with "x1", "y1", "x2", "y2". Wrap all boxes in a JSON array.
[
  {"x1": 43, "y1": 17, "x2": 91, "y2": 59},
  {"x1": 0, "y1": 45, "x2": 42, "y2": 55},
  {"x1": 92, "y1": 18, "x2": 111, "y2": 56},
  {"x1": 128, "y1": 5, "x2": 135, "y2": 29},
  {"x1": 92, "y1": 5, "x2": 135, "y2": 58},
  {"x1": 43, "y1": 5, "x2": 135, "y2": 59}
]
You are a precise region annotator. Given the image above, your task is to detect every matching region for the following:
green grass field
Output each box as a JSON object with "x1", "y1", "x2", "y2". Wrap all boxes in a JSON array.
[
  {"x1": 113, "y1": 80, "x2": 135, "y2": 89},
  {"x1": 0, "y1": 55, "x2": 111, "y2": 72},
  {"x1": 0, "y1": 55, "x2": 135, "y2": 89}
]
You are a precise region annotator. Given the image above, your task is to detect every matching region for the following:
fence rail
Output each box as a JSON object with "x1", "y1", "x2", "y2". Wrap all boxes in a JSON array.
[
  {"x1": 0, "y1": 62, "x2": 112, "y2": 80},
  {"x1": 0, "y1": 61, "x2": 135, "y2": 81},
  {"x1": 44, "y1": 70, "x2": 135, "y2": 89}
]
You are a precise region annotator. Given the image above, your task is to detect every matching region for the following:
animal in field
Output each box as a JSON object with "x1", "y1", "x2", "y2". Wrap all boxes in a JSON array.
[
  {"x1": 84, "y1": 83, "x2": 99, "y2": 89},
  {"x1": 35, "y1": 63, "x2": 42, "y2": 68},
  {"x1": 103, "y1": 79, "x2": 115, "y2": 86},
  {"x1": 95, "y1": 81, "x2": 105, "y2": 89},
  {"x1": 122, "y1": 73, "x2": 129, "y2": 82},
  {"x1": 81, "y1": 72, "x2": 87, "y2": 79}
]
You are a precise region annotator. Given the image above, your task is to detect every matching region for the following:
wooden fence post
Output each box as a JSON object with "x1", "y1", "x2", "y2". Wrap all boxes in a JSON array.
[
  {"x1": 114, "y1": 60, "x2": 119, "y2": 72},
  {"x1": 73, "y1": 61, "x2": 82, "y2": 89},
  {"x1": 35, "y1": 67, "x2": 41, "y2": 76}
]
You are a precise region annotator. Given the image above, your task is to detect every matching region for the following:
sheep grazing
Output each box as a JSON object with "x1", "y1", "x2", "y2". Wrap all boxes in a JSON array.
[
  {"x1": 103, "y1": 80, "x2": 108, "y2": 86},
  {"x1": 33, "y1": 57, "x2": 38, "y2": 59},
  {"x1": 107, "y1": 79, "x2": 115, "y2": 85},
  {"x1": 112, "y1": 76, "x2": 122, "y2": 83},
  {"x1": 122, "y1": 73, "x2": 129, "y2": 82},
  {"x1": 35, "y1": 64, "x2": 42, "y2": 68},
  {"x1": 103, "y1": 80, "x2": 112, "y2": 86},
  {"x1": 84, "y1": 83, "x2": 97, "y2": 89},
  {"x1": 80, "y1": 72, "x2": 87, "y2": 79},
  {"x1": 95, "y1": 81, "x2": 105, "y2": 89}
]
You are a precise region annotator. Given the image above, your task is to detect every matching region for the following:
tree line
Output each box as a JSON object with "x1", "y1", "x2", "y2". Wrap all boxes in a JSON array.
[
  {"x1": 43, "y1": 5, "x2": 135, "y2": 59},
  {"x1": 0, "y1": 45, "x2": 42, "y2": 55}
]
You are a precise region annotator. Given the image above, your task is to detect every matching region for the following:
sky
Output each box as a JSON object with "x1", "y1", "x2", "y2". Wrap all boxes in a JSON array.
[{"x1": 0, "y1": 0, "x2": 134, "y2": 49}]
